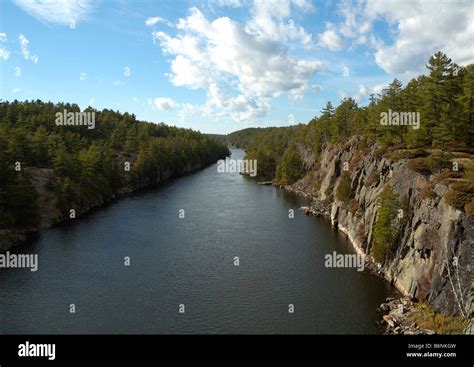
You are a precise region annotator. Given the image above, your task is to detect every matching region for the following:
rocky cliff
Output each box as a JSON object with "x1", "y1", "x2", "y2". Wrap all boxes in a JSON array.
[{"x1": 287, "y1": 136, "x2": 472, "y2": 322}]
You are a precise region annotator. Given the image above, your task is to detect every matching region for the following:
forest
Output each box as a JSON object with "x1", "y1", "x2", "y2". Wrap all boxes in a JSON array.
[
  {"x1": 0, "y1": 101, "x2": 229, "y2": 232},
  {"x1": 228, "y1": 52, "x2": 474, "y2": 211}
]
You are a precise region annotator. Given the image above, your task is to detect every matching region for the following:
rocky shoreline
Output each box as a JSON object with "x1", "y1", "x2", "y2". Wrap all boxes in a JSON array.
[
  {"x1": 1, "y1": 159, "x2": 226, "y2": 252},
  {"x1": 277, "y1": 136, "x2": 473, "y2": 334},
  {"x1": 379, "y1": 297, "x2": 431, "y2": 335},
  {"x1": 297, "y1": 189, "x2": 470, "y2": 334}
]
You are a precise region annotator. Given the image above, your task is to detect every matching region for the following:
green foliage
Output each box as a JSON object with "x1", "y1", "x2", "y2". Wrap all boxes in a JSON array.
[
  {"x1": 275, "y1": 146, "x2": 304, "y2": 184},
  {"x1": 226, "y1": 51, "x2": 473, "y2": 194},
  {"x1": 336, "y1": 171, "x2": 352, "y2": 202},
  {"x1": 228, "y1": 126, "x2": 296, "y2": 180},
  {"x1": 410, "y1": 302, "x2": 468, "y2": 334},
  {"x1": 5, "y1": 173, "x2": 40, "y2": 228},
  {"x1": 0, "y1": 100, "x2": 229, "y2": 229},
  {"x1": 372, "y1": 185, "x2": 399, "y2": 263},
  {"x1": 426, "y1": 151, "x2": 453, "y2": 174},
  {"x1": 466, "y1": 164, "x2": 474, "y2": 182}
]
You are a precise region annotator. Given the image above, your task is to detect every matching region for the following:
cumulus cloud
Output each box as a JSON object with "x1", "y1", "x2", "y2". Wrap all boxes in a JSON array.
[
  {"x1": 19, "y1": 34, "x2": 38, "y2": 63},
  {"x1": 336, "y1": 0, "x2": 474, "y2": 74},
  {"x1": 154, "y1": 97, "x2": 176, "y2": 111},
  {"x1": 318, "y1": 24, "x2": 344, "y2": 51},
  {"x1": 246, "y1": 0, "x2": 315, "y2": 49},
  {"x1": 13, "y1": 0, "x2": 94, "y2": 26},
  {"x1": 153, "y1": 5, "x2": 323, "y2": 122}
]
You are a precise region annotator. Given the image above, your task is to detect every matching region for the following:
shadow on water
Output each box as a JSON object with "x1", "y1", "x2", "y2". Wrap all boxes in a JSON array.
[{"x1": 0, "y1": 149, "x2": 395, "y2": 334}]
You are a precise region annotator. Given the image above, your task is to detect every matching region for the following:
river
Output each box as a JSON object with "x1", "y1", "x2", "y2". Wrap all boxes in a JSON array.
[{"x1": 0, "y1": 149, "x2": 393, "y2": 334}]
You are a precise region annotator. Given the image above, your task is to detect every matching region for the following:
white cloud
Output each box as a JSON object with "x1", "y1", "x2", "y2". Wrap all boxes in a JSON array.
[
  {"x1": 13, "y1": 0, "x2": 94, "y2": 26},
  {"x1": 372, "y1": 83, "x2": 387, "y2": 96},
  {"x1": 371, "y1": 0, "x2": 474, "y2": 74},
  {"x1": 153, "y1": 6, "x2": 323, "y2": 122},
  {"x1": 338, "y1": 0, "x2": 372, "y2": 38},
  {"x1": 354, "y1": 84, "x2": 368, "y2": 103},
  {"x1": 336, "y1": 0, "x2": 474, "y2": 75},
  {"x1": 19, "y1": 34, "x2": 39, "y2": 63},
  {"x1": 0, "y1": 33, "x2": 10, "y2": 60},
  {"x1": 80, "y1": 72, "x2": 87, "y2": 81},
  {"x1": 145, "y1": 16, "x2": 173, "y2": 27},
  {"x1": 12, "y1": 88, "x2": 22, "y2": 93},
  {"x1": 246, "y1": 0, "x2": 315, "y2": 49},
  {"x1": 145, "y1": 17, "x2": 164, "y2": 26},
  {"x1": 318, "y1": 25, "x2": 344, "y2": 51},
  {"x1": 154, "y1": 97, "x2": 176, "y2": 111},
  {"x1": 212, "y1": 0, "x2": 244, "y2": 7},
  {"x1": 0, "y1": 48, "x2": 10, "y2": 60}
]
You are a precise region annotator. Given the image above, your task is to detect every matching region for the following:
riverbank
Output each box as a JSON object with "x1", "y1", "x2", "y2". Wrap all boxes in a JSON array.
[
  {"x1": 294, "y1": 186, "x2": 470, "y2": 334},
  {"x1": 0, "y1": 157, "x2": 228, "y2": 253},
  {"x1": 278, "y1": 136, "x2": 472, "y2": 333},
  {"x1": 0, "y1": 148, "x2": 392, "y2": 334}
]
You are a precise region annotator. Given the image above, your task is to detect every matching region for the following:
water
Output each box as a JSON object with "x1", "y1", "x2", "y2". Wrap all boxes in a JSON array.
[{"x1": 0, "y1": 149, "x2": 393, "y2": 334}]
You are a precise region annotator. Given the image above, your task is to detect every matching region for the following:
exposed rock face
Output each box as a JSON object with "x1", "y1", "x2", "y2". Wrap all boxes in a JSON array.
[{"x1": 287, "y1": 136, "x2": 472, "y2": 320}]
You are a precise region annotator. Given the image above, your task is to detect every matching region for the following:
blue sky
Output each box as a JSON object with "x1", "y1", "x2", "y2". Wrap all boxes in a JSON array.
[{"x1": 0, "y1": 0, "x2": 472, "y2": 134}]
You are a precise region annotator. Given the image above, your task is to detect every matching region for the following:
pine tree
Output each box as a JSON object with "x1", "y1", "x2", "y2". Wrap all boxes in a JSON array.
[
  {"x1": 367, "y1": 93, "x2": 380, "y2": 141},
  {"x1": 332, "y1": 98, "x2": 357, "y2": 142},
  {"x1": 336, "y1": 171, "x2": 351, "y2": 202},
  {"x1": 424, "y1": 52, "x2": 456, "y2": 148},
  {"x1": 402, "y1": 76, "x2": 428, "y2": 147},
  {"x1": 278, "y1": 146, "x2": 303, "y2": 184},
  {"x1": 372, "y1": 185, "x2": 399, "y2": 263},
  {"x1": 457, "y1": 64, "x2": 474, "y2": 147},
  {"x1": 378, "y1": 79, "x2": 403, "y2": 146},
  {"x1": 320, "y1": 101, "x2": 335, "y2": 143}
]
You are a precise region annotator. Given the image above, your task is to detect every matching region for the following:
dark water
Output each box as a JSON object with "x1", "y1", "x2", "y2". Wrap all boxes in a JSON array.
[{"x1": 0, "y1": 149, "x2": 393, "y2": 334}]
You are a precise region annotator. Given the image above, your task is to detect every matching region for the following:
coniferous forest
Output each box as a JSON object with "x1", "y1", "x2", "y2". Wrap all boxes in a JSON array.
[
  {"x1": 229, "y1": 52, "x2": 474, "y2": 216},
  {"x1": 0, "y1": 101, "x2": 229, "y2": 236},
  {"x1": 2, "y1": 0, "x2": 474, "y2": 357}
]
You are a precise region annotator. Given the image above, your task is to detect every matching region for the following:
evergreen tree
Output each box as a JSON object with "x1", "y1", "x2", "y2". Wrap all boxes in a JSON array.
[
  {"x1": 372, "y1": 185, "x2": 399, "y2": 263},
  {"x1": 457, "y1": 64, "x2": 474, "y2": 147},
  {"x1": 424, "y1": 52, "x2": 455, "y2": 148},
  {"x1": 277, "y1": 146, "x2": 303, "y2": 184}
]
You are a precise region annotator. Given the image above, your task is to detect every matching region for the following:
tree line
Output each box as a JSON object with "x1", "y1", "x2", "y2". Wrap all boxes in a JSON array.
[
  {"x1": 0, "y1": 100, "x2": 229, "y2": 230},
  {"x1": 229, "y1": 52, "x2": 473, "y2": 185}
]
